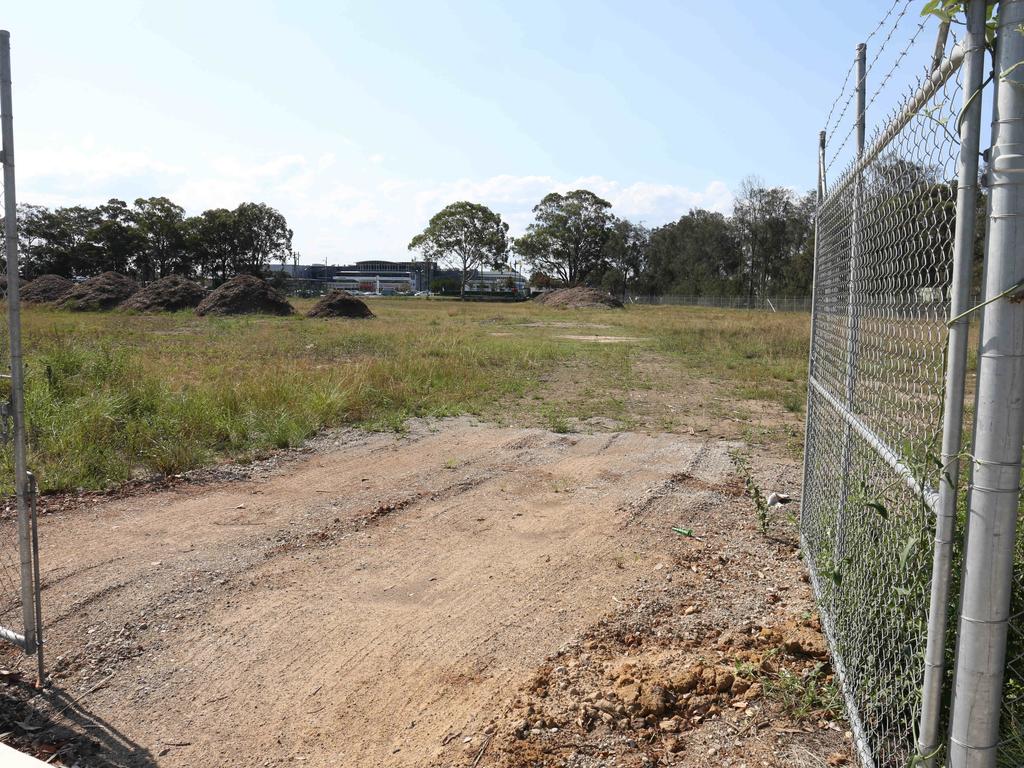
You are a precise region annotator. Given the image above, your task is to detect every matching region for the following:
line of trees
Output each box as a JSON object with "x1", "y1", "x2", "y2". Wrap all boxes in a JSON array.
[
  {"x1": 14, "y1": 197, "x2": 295, "y2": 282},
  {"x1": 411, "y1": 178, "x2": 817, "y2": 301}
]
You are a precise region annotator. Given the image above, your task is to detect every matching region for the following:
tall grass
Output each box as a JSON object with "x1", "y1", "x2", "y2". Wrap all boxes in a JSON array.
[{"x1": 0, "y1": 299, "x2": 811, "y2": 493}]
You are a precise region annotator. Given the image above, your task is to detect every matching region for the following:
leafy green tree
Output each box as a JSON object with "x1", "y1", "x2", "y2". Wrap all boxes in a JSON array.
[
  {"x1": 639, "y1": 209, "x2": 742, "y2": 297},
  {"x1": 408, "y1": 201, "x2": 510, "y2": 300},
  {"x1": 133, "y1": 196, "x2": 187, "y2": 280},
  {"x1": 232, "y1": 202, "x2": 293, "y2": 276},
  {"x1": 733, "y1": 178, "x2": 803, "y2": 305},
  {"x1": 186, "y1": 208, "x2": 238, "y2": 282},
  {"x1": 92, "y1": 199, "x2": 144, "y2": 276},
  {"x1": 515, "y1": 190, "x2": 614, "y2": 286},
  {"x1": 16, "y1": 204, "x2": 54, "y2": 278},
  {"x1": 601, "y1": 218, "x2": 649, "y2": 299}
]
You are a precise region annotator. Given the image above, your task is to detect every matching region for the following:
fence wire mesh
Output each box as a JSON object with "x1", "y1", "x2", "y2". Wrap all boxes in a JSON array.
[
  {"x1": 0, "y1": 175, "x2": 27, "y2": 661},
  {"x1": 803, "y1": 49, "x2": 964, "y2": 768},
  {"x1": 1006, "y1": 505, "x2": 1024, "y2": 759}
]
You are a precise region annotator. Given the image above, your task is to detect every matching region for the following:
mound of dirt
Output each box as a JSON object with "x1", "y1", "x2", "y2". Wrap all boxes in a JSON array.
[
  {"x1": 20, "y1": 274, "x2": 75, "y2": 304},
  {"x1": 533, "y1": 286, "x2": 624, "y2": 309},
  {"x1": 121, "y1": 275, "x2": 207, "y2": 313},
  {"x1": 195, "y1": 274, "x2": 294, "y2": 317},
  {"x1": 307, "y1": 289, "x2": 375, "y2": 319},
  {"x1": 59, "y1": 272, "x2": 138, "y2": 311}
]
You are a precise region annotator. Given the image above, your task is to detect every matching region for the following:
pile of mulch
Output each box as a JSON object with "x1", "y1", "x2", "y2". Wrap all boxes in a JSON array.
[
  {"x1": 533, "y1": 286, "x2": 624, "y2": 309},
  {"x1": 59, "y1": 272, "x2": 139, "y2": 311},
  {"x1": 20, "y1": 274, "x2": 75, "y2": 305},
  {"x1": 307, "y1": 289, "x2": 375, "y2": 319},
  {"x1": 195, "y1": 274, "x2": 294, "y2": 316},
  {"x1": 121, "y1": 275, "x2": 207, "y2": 313}
]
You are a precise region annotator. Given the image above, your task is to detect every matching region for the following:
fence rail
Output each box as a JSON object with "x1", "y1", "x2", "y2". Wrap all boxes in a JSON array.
[{"x1": 803, "y1": 4, "x2": 1023, "y2": 767}]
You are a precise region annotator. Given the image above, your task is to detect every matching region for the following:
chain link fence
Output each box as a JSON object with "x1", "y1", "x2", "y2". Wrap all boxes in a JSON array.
[
  {"x1": 624, "y1": 294, "x2": 813, "y2": 311},
  {"x1": 0, "y1": 125, "x2": 24, "y2": 662},
  {"x1": 803, "y1": 44, "x2": 963, "y2": 766},
  {"x1": 804, "y1": 4, "x2": 1024, "y2": 766}
]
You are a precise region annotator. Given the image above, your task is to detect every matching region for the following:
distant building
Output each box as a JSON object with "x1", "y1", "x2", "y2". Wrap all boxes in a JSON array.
[{"x1": 269, "y1": 260, "x2": 527, "y2": 295}]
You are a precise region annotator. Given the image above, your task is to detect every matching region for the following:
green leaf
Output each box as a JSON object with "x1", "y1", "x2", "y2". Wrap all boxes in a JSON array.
[
  {"x1": 898, "y1": 536, "x2": 919, "y2": 570},
  {"x1": 865, "y1": 501, "x2": 889, "y2": 520}
]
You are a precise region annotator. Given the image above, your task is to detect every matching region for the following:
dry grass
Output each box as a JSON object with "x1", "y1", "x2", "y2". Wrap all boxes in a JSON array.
[{"x1": 0, "y1": 298, "x2": 810, "y2": 492}]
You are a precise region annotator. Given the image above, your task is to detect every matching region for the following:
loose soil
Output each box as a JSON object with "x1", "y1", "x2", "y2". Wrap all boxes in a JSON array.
[
  {"x1": 306, "y1": 289, "x2": 375, "y2": 319},
  {"x1": 59, "y1": 273, "x2": 139, "y2": 312},
  {"x1": 555, "y1": 335, "x2": 642, "y2": 344},
  {"x1": 195, "y1": 275, "x2": 294, "y2": 317},
  {"x1": 0, "y1": 419, "x2": 848, "y2": 767},
  {"x1": 120, "y1": 276, "x2": 207, "y2": 313},
  {"x1": 534, "y1": 288, "x2": 624, "y2": 310},
  {"x1": 21, "y1": 275, "x2": 75, "y2": 305}
]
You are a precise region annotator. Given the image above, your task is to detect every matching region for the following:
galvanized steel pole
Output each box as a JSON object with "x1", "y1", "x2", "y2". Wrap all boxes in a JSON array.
[
  {"x1": 855, "y1": 43, "x2": 866, "y2": 156},
  {"x1": 0, "y1": 30, "x2": 36, "y2": 657},
  {"x1": 917, "y1": 2, "x2": 986, "y2": 763},
  {"x1": 949, "y1": 1, "x2": 1024, "y2": 764},
  {"x1": 801, "y1": 129, "x2": 826, "y2": 540},
  {"x1": 836, "y1": 43, "x2": 867, "y2": 561}
]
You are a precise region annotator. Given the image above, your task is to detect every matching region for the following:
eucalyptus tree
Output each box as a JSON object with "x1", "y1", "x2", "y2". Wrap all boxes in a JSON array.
[{"x1": 408, "y1": 201, "x2": 510, "y2": 299}]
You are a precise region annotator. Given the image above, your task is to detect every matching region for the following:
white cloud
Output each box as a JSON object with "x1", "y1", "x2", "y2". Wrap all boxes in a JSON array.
[
  {"x1": 16, "y1": 142, "x2": 735, "y2": 263},
  {"x1": 19, "y1": 139, "x2": 184, "y2": 184}
]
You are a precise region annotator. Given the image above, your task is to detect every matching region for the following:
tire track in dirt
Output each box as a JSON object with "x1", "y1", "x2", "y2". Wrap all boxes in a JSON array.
[{"x1": 13, "y1": 419, "x2": 740, "y2": 767}]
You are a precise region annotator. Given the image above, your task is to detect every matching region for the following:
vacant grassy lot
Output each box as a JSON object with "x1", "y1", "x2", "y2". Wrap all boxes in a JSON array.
[{"x1": 0, "y1": 298, "x2": 809, "y2": 493}]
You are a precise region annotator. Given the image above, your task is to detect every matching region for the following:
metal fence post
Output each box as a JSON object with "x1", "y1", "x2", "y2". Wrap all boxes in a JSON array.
[
  {"x1": 836, "y1": 43, "x2": 867, "y2": 557},
  {"x1": 917, "y1": 3, "x2": 986, "y2": 762},
  {"x1": 949, "y1": 1, "x2": 1024, "y2": 764},
  {"x1": 801, "y1": 130, "x2": 826, "y2": 538},
  {"x1": 0, "y1": 30, "x2": 35, "y2": 659}
]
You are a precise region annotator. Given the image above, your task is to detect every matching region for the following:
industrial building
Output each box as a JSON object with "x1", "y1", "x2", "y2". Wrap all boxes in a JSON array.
[{"x1": 269, "y1": 260, "x2": 527, "y2": 295}]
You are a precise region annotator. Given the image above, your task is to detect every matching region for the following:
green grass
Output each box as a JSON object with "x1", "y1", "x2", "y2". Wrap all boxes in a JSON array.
[{"x1": 0, "y1": 299, "x2": 811, "y2": 493}]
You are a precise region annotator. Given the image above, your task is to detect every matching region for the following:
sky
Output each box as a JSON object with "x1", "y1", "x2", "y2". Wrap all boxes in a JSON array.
[{"x1": 3, "y1": 0, "x2": 945, "y2": 264}]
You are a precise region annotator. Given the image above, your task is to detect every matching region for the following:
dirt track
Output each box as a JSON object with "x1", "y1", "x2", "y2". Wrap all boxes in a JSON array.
[{"x1": 1, "y1": 419, "x2": 847, "y2": 767}]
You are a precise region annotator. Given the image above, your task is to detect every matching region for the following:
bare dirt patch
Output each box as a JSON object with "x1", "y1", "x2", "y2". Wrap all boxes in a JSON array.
[
  {"x1": 0, "y1": 419, "x2": 845, "y2": 767},
  {"x1": 555, "y1": 335, "x2": 642, "y2": 344}
]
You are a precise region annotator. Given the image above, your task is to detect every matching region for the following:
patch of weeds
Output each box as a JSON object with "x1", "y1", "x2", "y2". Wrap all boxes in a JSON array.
[
  {"x1": 762, "y1": 661, "x2": 843, "y2": 723},
  {"x1": 782, "y1": 390, "x2": 805, "y2": 413},
  {"x1": 731, "y1": 452, "x2": 770, "y2": 533}
]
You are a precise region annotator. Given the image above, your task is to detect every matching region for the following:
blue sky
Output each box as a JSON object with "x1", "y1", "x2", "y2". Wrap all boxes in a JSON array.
[{"x1": 4, "y1": 0, "x2": 943, "y2": 262}]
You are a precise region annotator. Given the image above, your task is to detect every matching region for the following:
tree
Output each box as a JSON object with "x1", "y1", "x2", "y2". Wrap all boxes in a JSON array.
[
  {"x1": 515, "y1": 189, "x2": 614, "y2": 286},
  {"x1": 601, "y1": 219, "x2": 649, "y2": 299},
  {"x1": 133, "y1": 196, "x2": 187, "y2": 280},
  {"x1": 639, "y1": 209, "x2": 742, "y2": 297},
  {"x1": 408, "y1": 201, "x2": 510, "y2": 300},
  {"x1": 92, "y1": 199, "x2": 144, "y2": 276},
  {"x1": 732, "y1": 178, "x2": 801, "y2": 305},
  {"x1": 186, "y1": 208, "x2": 237, "y2": 282},
  {"x1": 232, "y1": 202, "x2": 293, "y2": 276},
  {"x1": 16, "y1": 204, "x2": 53, "y2": 278}
]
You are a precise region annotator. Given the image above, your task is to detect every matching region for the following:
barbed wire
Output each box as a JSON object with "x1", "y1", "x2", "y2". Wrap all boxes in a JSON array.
[
  {"x1": 825, "y1": 10, "x2": 934, "y2": 176},
  {"x1": 823, "y1": 0, "x2": 915, "y2": 136}
]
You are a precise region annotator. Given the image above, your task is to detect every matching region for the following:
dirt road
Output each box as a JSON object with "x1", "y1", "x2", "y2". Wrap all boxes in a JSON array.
[{"x1": 9, "y1": 418, "x2": 813, "y2": 767}]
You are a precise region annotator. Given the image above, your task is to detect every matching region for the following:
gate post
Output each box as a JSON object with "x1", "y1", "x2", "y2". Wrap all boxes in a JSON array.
[
  {"x1": 949, "y1": 1, "x2": 1024, "y2": 764},
  {"x1": 0, "y1": 30, "x2": 36, "y2": 660},
  {"x1": 917, "y1": 2, "x2": 986, "y2": 763}
]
